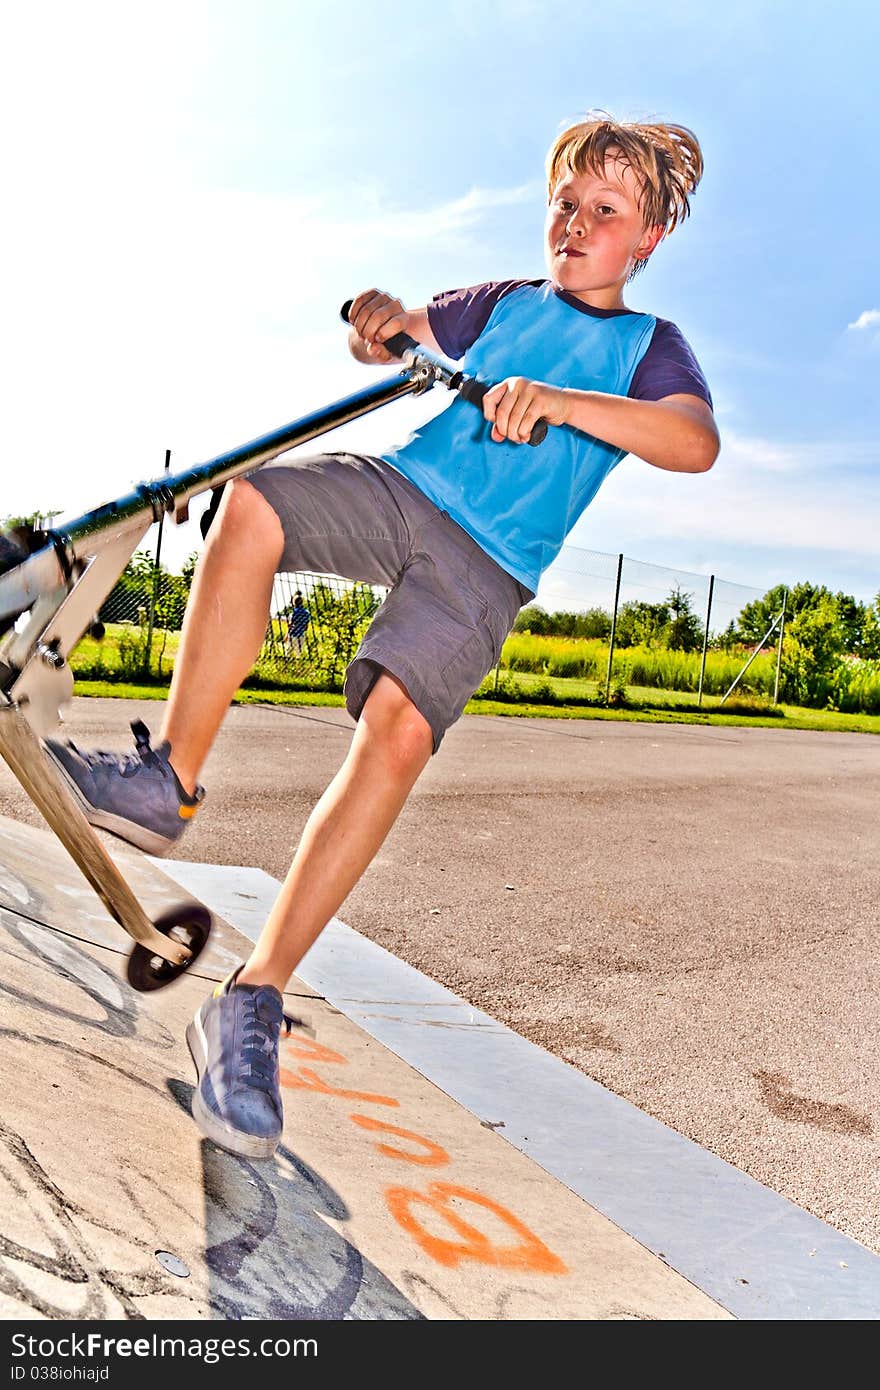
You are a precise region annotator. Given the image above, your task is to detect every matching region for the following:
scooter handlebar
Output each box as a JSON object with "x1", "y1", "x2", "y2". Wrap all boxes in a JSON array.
[
  {"x1": 453, "y1": 375, "x2": 548, "y2": 446},
  {"x1": 340, "y1": 299, "x2": 419, "y2": 362},
  {"x1": 339, "y1": 299, "x2": 547, "y2": 446}
]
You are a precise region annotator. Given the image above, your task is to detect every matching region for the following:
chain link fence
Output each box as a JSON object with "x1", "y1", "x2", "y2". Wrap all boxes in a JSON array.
[
  {"x1": 500, "y1": 544, "x2": 782, "y2": 706},
  {"x1": 254, "y1": 549, "x2": 781, "y2": 702},
  {"x1": 257, "y1": 572, "x2": 383, "y2": 689},
  {"x1": 82, "y1": 535, "x2": 880, "y2": 712},
  {"x1": 536, "y1": 545, "x2": 768, "y2": 641},
  {"x1": 86, "y1": 538, "x2": 788, "y2": 706}
]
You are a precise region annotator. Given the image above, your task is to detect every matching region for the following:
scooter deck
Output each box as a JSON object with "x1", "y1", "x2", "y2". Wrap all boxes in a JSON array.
[{"x1": 0, "y1": 702, "x2": 190, "y2": 967}]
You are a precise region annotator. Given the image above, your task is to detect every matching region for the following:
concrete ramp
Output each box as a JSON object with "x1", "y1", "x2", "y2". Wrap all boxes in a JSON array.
[{"x1": 0, "y1": 815, "x2": 729, "y2": 1321}]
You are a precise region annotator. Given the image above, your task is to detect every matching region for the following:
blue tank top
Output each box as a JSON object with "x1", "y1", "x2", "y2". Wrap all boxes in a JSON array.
[{"x1": 382, "y1": 281, "x2": 657, "y2": 593}]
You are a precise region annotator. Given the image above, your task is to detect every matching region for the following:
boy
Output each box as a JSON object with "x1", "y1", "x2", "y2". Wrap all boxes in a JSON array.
[
  {"x1": 47, "y1": 116, "x2": 718, "y2": 1159},
  {"x1": 286, "y1": 590, "x2": 311, "y2": 653}
]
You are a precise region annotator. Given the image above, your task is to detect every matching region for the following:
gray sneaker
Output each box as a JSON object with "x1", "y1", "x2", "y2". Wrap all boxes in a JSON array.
[
  {"x1": 44, "y1": 719, "x2": 204, "y2": 856},
  {"x1": 186, "y1": 969, "x2": 293, "y2": 1159}
]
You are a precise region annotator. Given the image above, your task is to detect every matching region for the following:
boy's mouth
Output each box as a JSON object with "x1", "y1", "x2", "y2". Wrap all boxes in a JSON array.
[{"x1": 557, "y1": 245, "x2": 585, "y2": 258}]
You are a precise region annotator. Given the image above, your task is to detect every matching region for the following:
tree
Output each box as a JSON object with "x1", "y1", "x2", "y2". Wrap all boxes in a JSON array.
[
  {"x1": 861, "y1": 593, "x2": 880, "y2": 660},
  {"x1": 303, "y1": 581, "x2": 379, "y2": 685},
  {"x1": 513, "y1": 605, "x2": 553, "y2": 635},
  {"x1": 714, "y1": 620, "x2": 741, "y2": 653},
  {"x1": 513, "y1": 605, "x2": 612, "y2": 638},
  {"x1": 614, "y1": 599, "x2": 670, "y2": 649},
  {"x1": 738, "y1": 581, "x2": 873, "y2": 657},
  {"x1": 778, "y1": 594, "x2": 848, "y2": 706},
  {"x1": 737, "y1": 582, "x2": 797, "y2": 643},
  {"x1": 99, "y1": 551, "x2": 152, "y2": 624},
  {"x1": 565, "y1": 607, "x2": 612, "y2": 639},
  {"x1": 835, "y1": 591, "x2": 873, "y2": 656},
  {"x1": 665, "y1": 584, "x2": 704, "y2": 652},
  {"x1": 1, "y1": 509, "x2": 62, "y2": 532}
]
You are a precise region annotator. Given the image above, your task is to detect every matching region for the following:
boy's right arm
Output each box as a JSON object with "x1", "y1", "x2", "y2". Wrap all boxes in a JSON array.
[{"x1": 346, "y1": 288, "x2": 442, "y2": 364}]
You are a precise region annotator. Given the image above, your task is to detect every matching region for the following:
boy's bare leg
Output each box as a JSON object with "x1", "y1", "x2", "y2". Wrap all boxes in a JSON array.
[
  {"x1": 237, "y1": 672, "x2": 433, "y2": 992},
  {"x1": 161, "y1": 489, "x2": 434, "y2": 1159},
  {"x1": 160, "y1": 479, "x2": 284, "y2": 794},
  {"x1": 156, "y1": 475, "x2": 434, "y2": 992}
]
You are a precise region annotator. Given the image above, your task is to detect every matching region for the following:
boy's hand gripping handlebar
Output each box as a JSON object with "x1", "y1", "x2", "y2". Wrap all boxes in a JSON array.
[{"x1": 340, "y1": 300, "x2": 548, "y2": 446}]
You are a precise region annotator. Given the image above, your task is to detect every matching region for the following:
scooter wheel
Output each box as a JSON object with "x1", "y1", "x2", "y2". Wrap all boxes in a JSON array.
[{"x1": 127, "y1": 904, "x2": 212, "y2": 992}]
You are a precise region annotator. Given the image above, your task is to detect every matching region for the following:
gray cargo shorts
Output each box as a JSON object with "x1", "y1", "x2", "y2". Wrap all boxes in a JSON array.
[{"x1": 246, "y1": 453, "x2": 532, "y2": 752}]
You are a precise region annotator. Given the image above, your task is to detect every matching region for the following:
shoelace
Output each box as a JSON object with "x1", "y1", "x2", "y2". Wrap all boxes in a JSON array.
[
  {"x1": 69, "y1": 722, "x2": 169, "y2": 780},
  {"x1": 239, "y1": 993, "x2": 295, "y2": 1095}
]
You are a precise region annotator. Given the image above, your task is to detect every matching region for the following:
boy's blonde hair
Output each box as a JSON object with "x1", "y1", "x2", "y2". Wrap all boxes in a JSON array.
[{"x1": 546, "y1": 114, "x2": 704, "y2": 277}]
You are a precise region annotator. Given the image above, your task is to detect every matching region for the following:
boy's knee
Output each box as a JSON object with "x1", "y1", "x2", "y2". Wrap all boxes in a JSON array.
[
  {"x1": 359, "y1": 673, "x2": 434, "y2": 771},
  {"x1": 210, "y1": 478, "x2": 284, "y2": 554}
]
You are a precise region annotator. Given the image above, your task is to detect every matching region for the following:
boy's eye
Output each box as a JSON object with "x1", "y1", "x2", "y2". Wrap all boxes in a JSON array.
[{"x1": 597, "y1": 205, "x2": 616, "y2": 216}]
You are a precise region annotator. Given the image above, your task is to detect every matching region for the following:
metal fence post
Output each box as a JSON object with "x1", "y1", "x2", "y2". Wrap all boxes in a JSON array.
[
  {"x1": 604, "y1": 553, "x2": 624, "y2": 702},
  {"x1": 698, "y1": 574, "x2": 715, "y2": 706},
  {"x1": 144, "y1": 448, "x2": 172, "y2": 674},
  {"x1": 773, "y1": 587, "x2": 788, "y2": 705}
]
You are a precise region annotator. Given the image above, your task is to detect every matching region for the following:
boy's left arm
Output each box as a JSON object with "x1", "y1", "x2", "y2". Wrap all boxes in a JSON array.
[{"x1": 482, "y1": 379, "x2": 719, "y2": 473}]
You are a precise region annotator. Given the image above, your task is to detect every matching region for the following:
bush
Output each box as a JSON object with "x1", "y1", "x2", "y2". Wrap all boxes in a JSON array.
[
  {"x1": 778, "y1": 597, "x2": 848, "y2": 707},
  {"x1": 513, "y1": 605, "x2": 612, "y2": 639},
  {"x1": 827, "y1": 657, "x2": 880, "y2": 715}
]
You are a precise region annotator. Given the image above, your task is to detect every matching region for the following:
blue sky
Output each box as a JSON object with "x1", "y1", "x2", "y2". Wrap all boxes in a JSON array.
[{"x1": 2, "y1": 0, "x2": 878, "y2": 610}]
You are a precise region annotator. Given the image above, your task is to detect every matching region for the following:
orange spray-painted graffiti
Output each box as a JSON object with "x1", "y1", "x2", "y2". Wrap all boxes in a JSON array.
[
  {"x1": 280, "y1": 1036, "x2": 567, "y2": 1277},
  {"x1": 279, "y1": 1065, "x2": 399, "y2": 1109},
  {"x1": 386, "y1": 1182, "x2": 568, "y2": 1273},
  {"x1": 349, "y1": 1114, "x2": 450, "y2": 1167}
]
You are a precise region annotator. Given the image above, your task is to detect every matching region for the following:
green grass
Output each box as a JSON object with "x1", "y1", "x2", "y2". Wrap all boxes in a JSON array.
[
  {"x1": 73, "y1": 679, "x2": 347, "y2": 710},
  {"x1": 502, "y1": 631, "x2": 778, "y2": 696},
  {"x1": 70, "y1": 624, "x2": 880, "y2": 735},
  {"x1": 70, "y1": 624, "x2": 183, "y2": 681},
  {"x1": 464, "y1": 694, "x2": 880, "y2": 735},
  {"x1": 470, "y1": 668, "x2": 879, "y2": 733},
  {"x1": 232, "y1": 688, "x2": 347, "y2": 709},
  {"x1": 486, "y1": 666, "x2": 781, "y2": 710},
  {"x1": 71, "y1": 677, "x2": 880, "y2": 735}
]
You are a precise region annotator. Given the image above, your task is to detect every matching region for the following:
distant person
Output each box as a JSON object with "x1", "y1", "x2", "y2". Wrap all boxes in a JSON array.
[
  {"x1": 47, "y1": 114, "x2": 718, "y2": 1160},
  {"x1": 287, "y1": 591, "x2": 311, "y2": 653}
]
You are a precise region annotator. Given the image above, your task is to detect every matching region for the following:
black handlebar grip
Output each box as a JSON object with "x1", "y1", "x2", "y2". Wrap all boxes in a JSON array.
[
  {"x1": 457, "y1": 376, "x2": 548, "y2": 447},
  {"x1": 383, "y1": 330, "x2": 421, "y2": 357},
  {"x1": 340, "y1": 300, "x2": 419, "y2": 360}
]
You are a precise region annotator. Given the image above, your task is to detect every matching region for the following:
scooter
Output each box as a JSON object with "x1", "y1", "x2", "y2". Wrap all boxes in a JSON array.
[{"x1": 0, "y1": 306, "x2": 547, "y2": 990}]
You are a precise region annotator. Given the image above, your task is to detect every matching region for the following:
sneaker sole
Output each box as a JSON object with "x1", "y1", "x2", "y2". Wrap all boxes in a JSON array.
[
  {"x1": 43, "y1": 747, "x2": 178, "y2": 858},
  {"x1": 185, "y1": 1010, "x2": 280, "y2": 1161}
]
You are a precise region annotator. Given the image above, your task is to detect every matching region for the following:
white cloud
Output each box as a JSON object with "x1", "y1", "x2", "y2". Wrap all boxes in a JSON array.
[
  {"x1": 846, "y1": 309, "x2": 880, "y2": 333},
  {"x1": 344, "y1": 181, "x2": 541, "y2": 246}
]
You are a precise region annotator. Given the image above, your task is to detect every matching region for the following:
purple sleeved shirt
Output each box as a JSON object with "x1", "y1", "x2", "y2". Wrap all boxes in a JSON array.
[{"x1": 426, "y1": 278, "x2": 713, "y2": 407}]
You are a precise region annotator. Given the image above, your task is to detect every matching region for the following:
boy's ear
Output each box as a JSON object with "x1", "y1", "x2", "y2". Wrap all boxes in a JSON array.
[{"x1": 636, "y1": 224, "x2": 665, "y2": 261}]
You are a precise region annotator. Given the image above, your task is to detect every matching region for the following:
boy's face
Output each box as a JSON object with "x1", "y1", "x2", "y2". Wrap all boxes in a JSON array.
[{"x1": 545, "y1": 155, "x2": 663, "y2": 308}]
